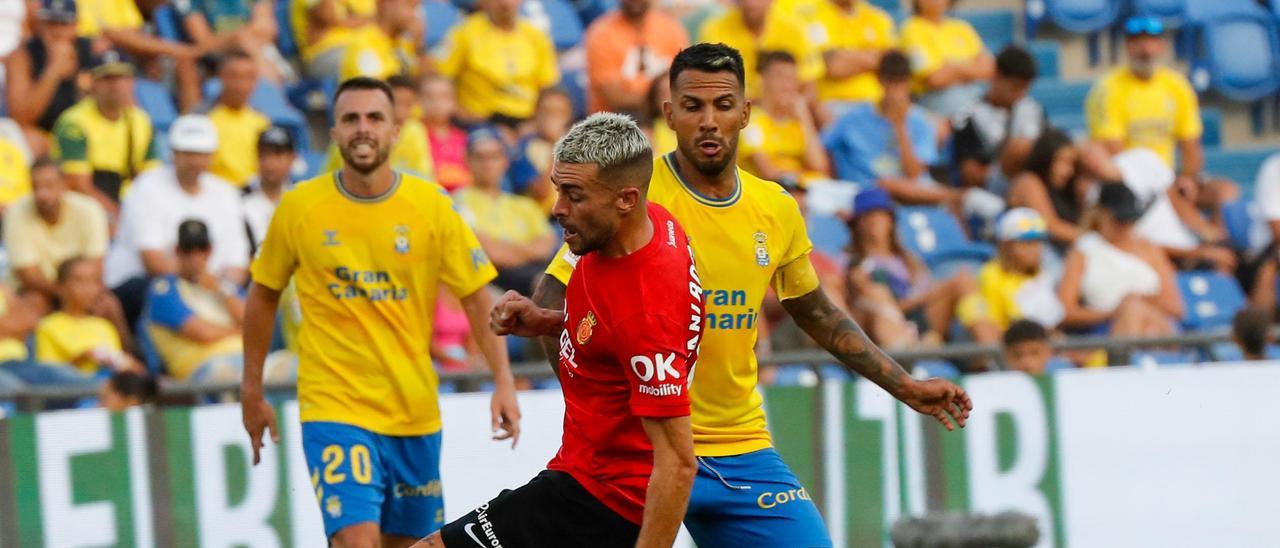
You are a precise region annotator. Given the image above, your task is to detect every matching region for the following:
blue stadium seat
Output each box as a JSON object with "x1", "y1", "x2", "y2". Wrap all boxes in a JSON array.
[
  {"x1": 1200, "y1": 107, "x2": 1222, "y2": 147},
  {"x1": 1132, "y1": 0, "x2": 1189, "y2": 29},
  {"x1": 1220, "y1": 198, "x2": 1253, "y2": 251},
  {"x1": 134, "y1": 79, "x2": 178, "y2": 134},
  {"x1": 301, "y1": 149, "x2": 328, "y2": 179},
  {"x1": 522, "y1": 0, "x2": 584, "y2": 50},
  {"x1": 895, "y1": 206, "x2": 995, "y2": 271},
  {"x1": 1025, "y1": 0, "x2": 1121, "y2": 37},
  {"x1": 423, "y1": 1, "x2": 464, "y2": 49},
  {"x1": 1030, "y1": 79, "x2": 1092, "y2": 119},
  {"x1": 559, "y1": 69, "x2": 589, "y2": 119},
  {"x1": 1048, "y1": 112, "x2": 1088, "y2": 138},
  {"x1": 1029, "y1": 41, "x2": 1061, "y2": 79},
  {"x1": 913, "y1": 360, "x2": 961, "y2": 378},
  {"x1": 1204, "y1": 147, "x2": 1274, "y2": 195},
  {"x1": 1187, "y1": 11, "x2": 1280, "y2": 101},
  {"x1": 770, "y1": 365, "x2": 817, "y2": 386},
  {"x1": 1176, "y1": 270, "x2": 1247, "y2": 331},
  {"x1": 870, "y1": 0, "x2": 901, "y2": 13},
  {"x1": 807, "y1": 213, "x2": 850, "y2": 258},
  {"x1": 1130, "y1": 349, "x2": 1199, "y2": 366},
  {"x1": 152, "y1": 4, "x2": 187, "y2": 42},
  {"x1": 955, "y1": 9, "x2": 1016, "y2": 50}
]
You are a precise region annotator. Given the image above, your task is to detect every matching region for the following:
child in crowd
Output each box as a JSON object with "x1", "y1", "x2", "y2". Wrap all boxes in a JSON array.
[{"x1": 35, "y1": 257, "x2": 137, "y2": 376}]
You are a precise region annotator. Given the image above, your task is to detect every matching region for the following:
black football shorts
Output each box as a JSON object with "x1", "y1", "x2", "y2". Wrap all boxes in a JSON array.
[{"x1": 439, "y1": 470, "x2": 640, "y2": 548}]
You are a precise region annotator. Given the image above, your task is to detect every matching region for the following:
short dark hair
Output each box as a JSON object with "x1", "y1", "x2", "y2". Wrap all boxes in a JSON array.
[
  {"x1": 1003, "y1": 319, "x2": 1049, "y2": 347},
  {"x1": 756, "y1": 50, "x2": 796, "y2": 74},
  {"x1": 107, "y1": 371, "x2": 158, "y2": 404},
  {"x1": 996, "y1": 46, "x2": 1037, "y2": 81},
  {"x1": 878, "y1": 50, "x2": 912, "y2": 81},
  {"x1": 333, "y1": 76, "x2": 395, "y2": 107},
  {"x1": 386, "y1": 74, "x2": 417, "y2": 92},
  {"x1": 670, "y1": 43, "x2": 746, "y2": 92},
  {"x1": 55, "y1": 256, "x2": 90, "y2": 284},
  {"x1": 1232, "y1": 307, "x2": 1271, "y2": 358},
  {"x1": 30, "y1": 155, "x2": 59, "y2": 173}
]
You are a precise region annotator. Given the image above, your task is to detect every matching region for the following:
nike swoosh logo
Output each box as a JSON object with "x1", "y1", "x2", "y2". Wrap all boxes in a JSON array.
[{"x1": 464, "y1": 523, "x2": 486, "y2": 547}]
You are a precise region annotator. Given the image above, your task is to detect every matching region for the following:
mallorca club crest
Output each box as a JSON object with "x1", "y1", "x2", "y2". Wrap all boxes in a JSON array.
[
  {"x1": 753, "y1": 231, "x2": 770, "y2": 267},
  {"x1": 394, "y1": 224, "x2": 410, "y2": 254},
  {"x1": 576, "y1": 311, "x2": 598, "y2": 345}
]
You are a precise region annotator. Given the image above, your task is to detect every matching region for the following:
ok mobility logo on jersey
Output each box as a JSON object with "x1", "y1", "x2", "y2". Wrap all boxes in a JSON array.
[{"x1": 328, "y1": 267, "x2": 409, "y2": 301}]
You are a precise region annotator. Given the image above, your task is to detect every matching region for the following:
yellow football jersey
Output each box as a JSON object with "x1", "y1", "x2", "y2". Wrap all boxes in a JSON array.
[
  {"x1": 899, "y1": 15, "x2": 985, "y2": 94},
  {"x1": 811, "y1": 1, "x2": 897, "y2": 103},
  {"x1": 548, "y1": 154, "x2": 820, "y2": 456},
  {"x1": 251, "y1": 171, "x2": 497, "y2": 436},
  {"x1": 697, "y1": 8, "x2": 824, "y2": 99},
  {"x1": 1085, "y1": 66, "x2": 1201, "y2": 168},
  {"x1": 434, "y1": 13, "x2": 560, "y2": 120}
]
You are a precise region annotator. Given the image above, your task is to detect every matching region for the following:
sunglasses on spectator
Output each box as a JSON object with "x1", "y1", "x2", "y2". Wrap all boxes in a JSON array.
[{"x1": 1124, "y1": 16, "x2": 1164, "y2": 37}]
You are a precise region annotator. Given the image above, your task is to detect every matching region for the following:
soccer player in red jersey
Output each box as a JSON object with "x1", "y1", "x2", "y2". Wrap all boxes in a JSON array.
[{"x1": 416, "y1": 113, "x2": 702, "y2": 548}]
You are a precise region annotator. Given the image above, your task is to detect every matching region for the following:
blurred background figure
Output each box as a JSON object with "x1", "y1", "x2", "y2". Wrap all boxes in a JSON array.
[
  {"x1": 697, "y1": 0, "x2": 821, "y2": 99},
  {"x1": 951, "y1": 45, "x2": 1043, "y2": 194},
  {"x1": 420, "y1": 74, "x2": 472, "y2": 192},
  {"x1": 1002, "y1": 319, "x2": 1054, "y2": 374},
  {"x1": 34, "y1": 257, "x2": 138, "y2": 376},
  {"x1": 243, "y1": 126, "x2": 296, "y2": 251},
  {"x1": 582, "y1": 0, "x2": 687, "y2": 115},
  {"x1": 1232, "y1": 307, "x2": 1271, "y2": 361},
  {"x1": 977, "y1": 208, "x2": 1063, "y2": 332},
  {"x1": 173, "y1": 0, "x2": 287, "y2": 82},
  {"x1": 508, "y1": 88, "x2": 574, "y2": 212},
  {"x1": 741, "y1": 51, "x2": 829, "y2": 187},
  {"x1": 900, "y1": 0, "x2": 994, "y2": 117},
  {"x1": 206, "y1": 50, "x2": 271, "y2": 189},
  {"x1": 1008, "y1": 129, "x2": 1090, "y2": 249},
  {"x1": 454, "y1": 128, "x2": 555, "y2": 293},
  {"x1": 292, "y1": 0, "x2": 377, "y2": 78},
  {"x1": 809, "y1": 0, "x2": 896, "y2": 122},
  {"x1": 99, "y1": 370, "x2": 158, "y2": 411},
  {"x1": 4, "y1": 0, "x2": 94, "y2": 158},
  {"x1": 1057, "y1": 184, "x2": 1183, "y2": 343},
  {"x1": 144, "y1": 220, "x2": 245, "y2": 383}
]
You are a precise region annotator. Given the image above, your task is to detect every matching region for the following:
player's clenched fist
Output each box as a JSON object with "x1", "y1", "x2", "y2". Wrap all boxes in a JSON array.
[{"x1": 490, "y1": 290, "x2": 562, "y2": 337}]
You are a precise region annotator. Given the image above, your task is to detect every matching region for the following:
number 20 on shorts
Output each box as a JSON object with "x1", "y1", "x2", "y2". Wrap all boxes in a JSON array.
[{"x1": 322, "y1": 444, "x2": 373, "y2": 484}]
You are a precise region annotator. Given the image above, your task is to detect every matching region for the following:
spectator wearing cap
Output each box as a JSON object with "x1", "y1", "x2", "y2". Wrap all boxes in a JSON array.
[
  {"x1": 1057, "y1": 183, "x2": 1183, "y2": 340},
  {"x1": 740, "y1": 51, "x2": 830, "y2": 188},
  {"x1": 697, "y1": 0, "x2": 822, "y2": 99},
  {"x1": 582, "y1": 0, "x2": 687, "y2": 114},
  {"x1": 975, "y1": 208, "x2": 1064, "y2": 332},
  {"x1": 323, "y1": 75, "x2": 437, "y2": 179},
  {"x1": 34, "y1": 257, "x2": 138, "y2": 376},
  {"x1": 823, "y1": 51, "x2": 955, "y2": 207},
  {"x1": 105, "y1": 114, "x2": 249, "y2": 329},
  {"x1": 4, "y1": 0, "x2": 94, "y2": 156},
  {"x1": 508, "y1": 88, "x2": 574, "y2": 213},
  {"x1": 899, "y1": 0, "x2": 995, "y2": 117},
  {"x1": 207, "y1": 50, "x2": 271, "y2": 189},
  {"x1": 843, "y1": 186, "x2": 991, "y2": 348},
  {"x1": 434, "y1": 0, "x2": 559, "y2": 127},
  {"x1": 4, "y1": 157, "x2": 109, "y2": 306},
  {"x1": 420, "y1": 74, "x2": 471, "y2": 192},
  {"x1": 173, "y1": 0, "x2": 287, "y2": 83},
  {"x1": 808, "y1": 0, "x2": 896, "y2": 118},
  {"x1": 454, "y1": 128, "x2": 555, "y2": 293},
  {"x1": 144, "y1": 220, "x2": 245, "y2": 382},
  {"x1": 290, "y1": 0, "x2": 377, "y2": 79},
  {"x1": 951, "y1": 46, "x2": 1045, "y2": 192},
  {"x1": 49, "y1": 49, "x2": 160, "y2": 213},
  {"x1": 243, "y1": 126, "x2": 296, "y2": 250}
]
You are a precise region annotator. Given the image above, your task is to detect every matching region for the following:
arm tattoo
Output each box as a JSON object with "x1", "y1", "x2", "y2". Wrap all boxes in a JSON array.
[
  {"x1": 781, "y1": 288, "x2": 910, "y2": 395},
  {"x1": 530, "y1": 274, "x2": 567, "y2": 373}
]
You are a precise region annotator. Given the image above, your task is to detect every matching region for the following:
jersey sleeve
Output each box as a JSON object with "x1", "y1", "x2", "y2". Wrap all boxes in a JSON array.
[
  {"x1": 52, "y1": 118, "x2": 91, "y2": 175},
  {"x1": 545, "y1": 243, "x2": 578, "y2": 286},
  {"x1": 771, "y1": 192, "x2": 821, "y2": 300},
  {"x1": 614, "y1": 312, "x2": 694, "y2": 418},
  {"x1": 437, "y1": 198, "x2": 498, "y2": 298},
  {"x1": 434, "y1": 25, "x2": 466, "y2": 77},
  {"x1": 250, "y1": 194, "x2": 299, "y2": 290},
  {"x1": 147, "y1": 277, "x2": 195, "y2": 329}
]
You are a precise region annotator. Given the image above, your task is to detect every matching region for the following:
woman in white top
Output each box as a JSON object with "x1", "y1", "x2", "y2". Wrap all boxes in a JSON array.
[{"x1": 1057, "y1": 183, "x2": 1184, "y2": 337}]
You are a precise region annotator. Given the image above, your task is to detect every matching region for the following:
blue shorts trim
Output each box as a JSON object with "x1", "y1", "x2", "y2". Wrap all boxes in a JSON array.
[
  {"x1": 301, "y1": 422, "x2": 445, "y2": 539},
  {"x1": 684, "y1": 448, "x2": 832, "y2": 547}
]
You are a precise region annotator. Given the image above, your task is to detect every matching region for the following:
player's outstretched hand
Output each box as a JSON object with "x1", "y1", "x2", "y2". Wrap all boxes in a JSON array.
[
  {"x1": 242, "y1": 395, "x2": 280, "y2": 465},
  {"x1": 491, "y1": 383, "x2": 522, "y2": 449},
  {"x1": 899, "y1": 378, "x2": 973, "y2": 431},
  {"x1": 490, "y1": 290, "x2": 557, "y2": 337}
]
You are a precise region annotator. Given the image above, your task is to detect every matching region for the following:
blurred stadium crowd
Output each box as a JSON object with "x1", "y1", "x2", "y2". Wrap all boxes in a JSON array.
[{"x1": 0, "y1": 0, "x2": 1278, "y2": 410}]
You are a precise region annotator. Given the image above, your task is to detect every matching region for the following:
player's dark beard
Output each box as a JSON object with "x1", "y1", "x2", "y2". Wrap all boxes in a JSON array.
[
  {"x1": 340, "y1": 138, "x2": 391, "y2": 175},
  {"x1": 684, "y1": 135, "x2": 738, "y2": 177}
]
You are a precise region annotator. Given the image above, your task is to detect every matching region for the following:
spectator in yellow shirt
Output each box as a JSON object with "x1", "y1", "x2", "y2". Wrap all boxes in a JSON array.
[
  {"x1": 697, "y1": 0, "x2": 823, "y2": 99},
  {"x1": 899, "y1": 0, "x2": 994, "y2": 116},
  {"x1": 1085, "y1": 16, "x2": 1223, "y2": 223},
  {"x1": 77, "y1": 0, "x2": 204, "y2": 110},
  {"x1": 0, "y1": 132, "x2": 30, "y2": 211},
  {"x1": 975, "y1": 208, "x2": 1063, "y2": 331},
  {"x1": 453, "y1": 128, "x2": 555, "y2": 293},
  {"x1": 35, "y1": 257, "x2": 137, "y2": 375},
  {"x1": 809, "y1": 0, "x2": 896, "y2": 119},
  {"x1": 740, "y1": 51, "x2": 829, "y2": 185},
  {"x1": 337, "y1": 0, "x2": 422, "y2": 81},
  {"x1": 435, "y1": 0, "x2": 560, "y2": 126},
  {"x1": 207, "y1": 51, "x2": 271, "y2": 188},
  {"x1": 290, "y1": 0, "x2": 377, "y2": 78}
]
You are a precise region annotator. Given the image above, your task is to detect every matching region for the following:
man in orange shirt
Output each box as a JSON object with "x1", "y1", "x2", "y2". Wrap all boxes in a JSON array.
[{"x1": 583, "y1": 0, "x2": 688, "y2": 115}]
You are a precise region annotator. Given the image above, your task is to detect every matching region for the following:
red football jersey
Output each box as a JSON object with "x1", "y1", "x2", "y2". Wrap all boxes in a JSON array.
[{"x1": 547, "y1": 202, "x2": 704, "y2": 525}]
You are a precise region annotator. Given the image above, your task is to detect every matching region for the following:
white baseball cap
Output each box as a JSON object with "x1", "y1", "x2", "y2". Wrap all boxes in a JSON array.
[
  {"x1": 169, "y1": 114, "x2": 219, "y2": 154},
  {"x1": 996, "y1": 207, "x2": 1049, "y2": 242}
]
